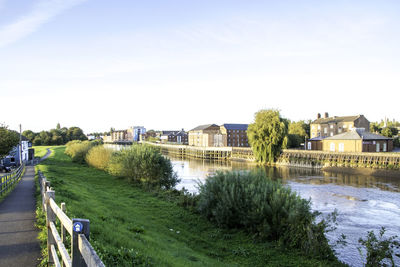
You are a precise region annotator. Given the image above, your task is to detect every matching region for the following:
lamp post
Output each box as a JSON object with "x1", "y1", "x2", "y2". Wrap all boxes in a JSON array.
[{"x1": 19, "y1": 124, "x2": 22, "y2": 165}]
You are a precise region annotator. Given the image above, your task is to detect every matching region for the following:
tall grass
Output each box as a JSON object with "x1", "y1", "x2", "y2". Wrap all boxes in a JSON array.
[
  {"x1": 65, "y1": 140, "x2": 101, "y2": 164},
  {"x1": 85, "y1": 146, "x2": 113, "y2": 171},
  {"x1": 197, "y1": 170, "x2": 336, "y2": 260}
]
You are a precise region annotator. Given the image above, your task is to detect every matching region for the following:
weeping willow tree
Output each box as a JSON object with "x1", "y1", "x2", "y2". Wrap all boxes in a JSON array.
[{"x1": 248, "y1": 109, "x2": 288, "y2": 164}]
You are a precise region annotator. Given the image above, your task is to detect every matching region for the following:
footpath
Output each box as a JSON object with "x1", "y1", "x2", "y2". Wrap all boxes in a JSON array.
[{"x1": 0, "y1": 149, "x2": 52, "y2": 266}]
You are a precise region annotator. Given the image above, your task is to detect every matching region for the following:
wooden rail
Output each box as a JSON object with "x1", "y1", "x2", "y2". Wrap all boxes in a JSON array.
[
  {"x1": 0, "y1": 164, "x2": 25, "y2": 196},
  {"x1": 39, "y1": 171, "x2": 105, "y2": 267}
]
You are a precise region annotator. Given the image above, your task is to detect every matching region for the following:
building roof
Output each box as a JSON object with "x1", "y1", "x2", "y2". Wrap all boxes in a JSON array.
[
  {"x1": 324, "y1": 129, "x2": 392, "y2": 141},
  {"x1": 308, "y1": 136, "x2": 325, "y2": 141},
  {"x1": 312, "y1": 115, "x2": 362, "y2": 124},
  {"x1": 222, "y1": 124, "x2": 248, "y2": 130},
  {"x1": 189, "y1": 124, "x2": 219, "y2": 131}
]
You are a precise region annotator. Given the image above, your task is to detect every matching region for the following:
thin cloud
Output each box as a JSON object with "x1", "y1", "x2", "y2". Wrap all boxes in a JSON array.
[{"x1": 0, "y1": 0, "x2": 87, "y2": 48}]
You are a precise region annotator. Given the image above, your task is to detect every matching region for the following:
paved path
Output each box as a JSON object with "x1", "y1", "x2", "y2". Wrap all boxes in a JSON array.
[{"x1": 0, "y1": 166, "x2": 40, "y2": 267}]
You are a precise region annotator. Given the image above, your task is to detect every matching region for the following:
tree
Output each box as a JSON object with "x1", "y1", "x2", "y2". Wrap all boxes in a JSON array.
[
  {"x1": 22, "y1": 130, "x2": 36, "y2": 142},
  {"x1": 287, "y1": 120, "x2": 308, "y2": 148},
  {"x1": 0, "y1": 124, "x2": 20, "y2": 158},
  {"x1": 247, "y1": 109, "x2": 288, "y2": 164},
  {"x1": 381, "y1": 127, "x2": 398, "y2": 138}
]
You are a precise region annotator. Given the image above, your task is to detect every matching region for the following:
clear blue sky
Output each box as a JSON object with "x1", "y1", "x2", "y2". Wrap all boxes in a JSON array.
[{"x1": 1, "y1": 0, "x2": 399, "y2": 133}]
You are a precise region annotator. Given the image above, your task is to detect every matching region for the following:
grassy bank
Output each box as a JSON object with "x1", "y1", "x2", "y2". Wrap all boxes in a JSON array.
[
  {"x1": 33, "y1": 146, "x2": 53, "y2": 158},
  {"x1": 36, "y1": 146, "x2": 344, "y2": 266}
]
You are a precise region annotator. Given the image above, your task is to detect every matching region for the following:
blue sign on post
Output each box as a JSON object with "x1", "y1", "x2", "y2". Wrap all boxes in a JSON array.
[{"x1": 73, "y1": 222, "x2": 83, "y2": 233}]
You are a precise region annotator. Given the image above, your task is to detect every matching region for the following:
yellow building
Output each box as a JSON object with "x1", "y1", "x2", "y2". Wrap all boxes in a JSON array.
[
  {"x1": 188, "y1": 124, "x2": 224, "y2": 147},
  {"x1": 321, "y1": 129, "x2": 393, "y2": 153},
  {"x1": 310, "y1": 113, "x2": 370, "y2": 138}
]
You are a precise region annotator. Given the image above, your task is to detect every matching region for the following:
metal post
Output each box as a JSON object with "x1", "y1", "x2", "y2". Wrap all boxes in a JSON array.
[{"x1": 72, "y1": 218, "x2": 90, "y2": 267}]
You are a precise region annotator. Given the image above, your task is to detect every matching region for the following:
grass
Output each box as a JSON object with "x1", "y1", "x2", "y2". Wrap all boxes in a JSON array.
[
  {"x1": 36, "y1": 146, "x2": 345, "y2": 266},
  {"x1": 33, "y1": 146, "x2": 53, "y2": 158}
]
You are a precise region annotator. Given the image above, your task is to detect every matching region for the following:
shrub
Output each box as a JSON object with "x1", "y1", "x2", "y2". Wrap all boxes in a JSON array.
[
  {"x1": 65, "y1": 140, "x2": 101, "y2": 164},
  {"x1": 108, "y1": 144, "x2": 179, "y2": 189},
  {"x1": 197, "y1": 170, "x2": 335, "y2": 259},
  {"x1": 358, "y1": 227, "x2": 400, "y2": 267},
  {"x1": 85, "y1": 145, "x2": 113, "y2": 171}
]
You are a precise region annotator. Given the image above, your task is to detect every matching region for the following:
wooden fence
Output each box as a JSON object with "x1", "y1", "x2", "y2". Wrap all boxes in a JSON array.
[
  {"x1": 0, "y1": 164, "x2": 25, "y2": 196},
  {"x1": 39, "y1": 171, "x2": 105, "y2": 267}
]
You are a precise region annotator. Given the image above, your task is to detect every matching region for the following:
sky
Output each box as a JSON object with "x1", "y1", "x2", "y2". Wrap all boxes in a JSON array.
[{"x1": 1, "y1": 0, "x2": 399, "y2": 133}]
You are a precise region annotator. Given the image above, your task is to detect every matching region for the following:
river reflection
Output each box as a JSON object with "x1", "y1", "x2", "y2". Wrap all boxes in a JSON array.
[{"x1": 168, "y1": 155, "x2": 400, "y2": 267}]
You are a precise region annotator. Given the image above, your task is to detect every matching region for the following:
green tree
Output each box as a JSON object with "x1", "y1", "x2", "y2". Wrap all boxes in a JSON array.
[
  {"x1": 22, "y1": 130, "x2": 36, "y2": 142},
  {"x1": 370, "y1": 122, "x2": 382, "y2": 134},
  {"x1": 0, "y1": 124, "x2": 20, "y2": 158},
  {"x1": 287, "y1": 120, "x2": 308, "y2": 148},
  {"x1": 381, "y1": 127, "x2": 398, "y2": 138},
  {"x1": 247, "y1": 109, "x2": 288, "y2": 164}
]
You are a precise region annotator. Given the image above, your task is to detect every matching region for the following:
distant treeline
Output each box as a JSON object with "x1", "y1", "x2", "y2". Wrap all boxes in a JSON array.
[{"x1": 23, "y1": 123, "x2": 87, "y2": 146}]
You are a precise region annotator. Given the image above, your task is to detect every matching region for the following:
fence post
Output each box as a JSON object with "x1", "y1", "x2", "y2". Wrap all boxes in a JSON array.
[
  {"x1": 72, "y1": 218, "x2": 90, "y2": 267},
  {"x1": 46, "y1": 190, "x2": 56, "y2": 265},
  {"x1": 61, "y1": 203, "x2": 67, "y2": 267}
]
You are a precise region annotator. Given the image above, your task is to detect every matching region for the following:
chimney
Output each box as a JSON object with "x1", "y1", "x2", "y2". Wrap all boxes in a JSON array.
[
  {"x1": 324, "y1": 112, "x2": 329, "y2": 118},
  {"x1": 317, "y1": 113, "x2": 321, "y2": 119}
]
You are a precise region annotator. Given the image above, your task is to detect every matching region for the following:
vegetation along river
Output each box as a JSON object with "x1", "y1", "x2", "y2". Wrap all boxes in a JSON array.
[
  {"x1": 108, "y1": 145, "x2": 400, "y2": 266},
  {"x1": 169, "y1": 155, "x2": 400, "y2": 267}
]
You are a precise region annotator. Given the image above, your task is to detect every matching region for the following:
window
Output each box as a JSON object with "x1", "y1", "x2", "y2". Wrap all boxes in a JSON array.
[
  {"x1": 343, "y1": 125, "x2": 347, "y2": 129},
  {"x1": 383, "y1": 143, "x2": 387, "y2": 152},
  {"x1": 330, "y1": 125, "x2": 334, "y2": 129},
  {"x1": 324, "y1": 128, "x2": 328, "y2": 134},
  {"x1": 330, "y1": 143, "x2": 335, "y2": 152},
  {"x1": 318, "y1": 125, "x2": 321, "y2": 130},
  {"x1": 339, "y1": 143, "x2": 344, "y2": 152},
  {"x1": 307, "y1": 142, "x2": 312, "y2": 150},
  {"x1": 311, "y1": 125, "x2": 315, "y2": 130},
  {"x1": 376, "y1": 143, "x2": 380, "y2": 152},
  {"x1": 330, "y1": 132, "x2": 334, "y2": 136}
]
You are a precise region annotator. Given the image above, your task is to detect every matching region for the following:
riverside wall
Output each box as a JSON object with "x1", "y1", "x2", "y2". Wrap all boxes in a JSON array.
[{"x1": 141, "y1": 142, "x2": 400, "y2": 171}]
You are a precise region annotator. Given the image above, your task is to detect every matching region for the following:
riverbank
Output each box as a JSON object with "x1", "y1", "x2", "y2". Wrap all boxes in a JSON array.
[
  {"x1": 322, "y1": 166, "x2": 400, "y2": 179},
  {"x1": 35, "y1": 146, "x2": 344, "y2": 266}
]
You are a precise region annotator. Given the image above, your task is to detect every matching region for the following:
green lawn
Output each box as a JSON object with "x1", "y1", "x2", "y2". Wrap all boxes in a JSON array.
[
  {"x1": 32, "y1": 146, "x2": 53, "y2": 158},
  {"x1": 36, "y1": 146, "x2": 345, "y2": 266}
]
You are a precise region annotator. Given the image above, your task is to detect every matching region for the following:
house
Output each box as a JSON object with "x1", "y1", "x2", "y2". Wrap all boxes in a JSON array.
[
  {"x1": 188, "y1": 124, "x2": 223, "y2": 147},
  {"x1": 2, "y1": 136, "x2": 33, "y2": 166},
  {"x1": 310, "y1": 113, "x2": 370, "y2": 138},
  {"x1": 321, "y1": 128, "x2": 393, "y2": 153},
  {"x1": 220, "y1": 124, "x2": 249, "y2": 147},
  {"x1": 162, "y1": 130, "x2": 188, "y2": 144},
  {"x1": 306, "y1": 136, "x2": 324, "y2": 151}
]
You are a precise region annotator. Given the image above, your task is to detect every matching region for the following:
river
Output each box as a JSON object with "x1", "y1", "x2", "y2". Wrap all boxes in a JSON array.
[
  {"x1": 169, "y1": 155, "x2": 400, "y2": 267},
  {"x1": 106, "y1": 144, "x2": 400, "y2": 266}
]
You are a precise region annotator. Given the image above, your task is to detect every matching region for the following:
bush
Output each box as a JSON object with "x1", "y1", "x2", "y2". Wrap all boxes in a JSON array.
[
  {"x1": 197, "y1": 170, "x2": 335, "y2": 259},
  {"x1": 108, "y1": 144, "x2": 179, "y2": 189},
  {"x1": 85, "y1": 146, "x2": 113, "y2": 171},
  {"x1": 65, "y1": 140, "x2": 101, "y2": 164},
  {"x1": 358, "y1": 227, "x2": 400, "y2": 267}
]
